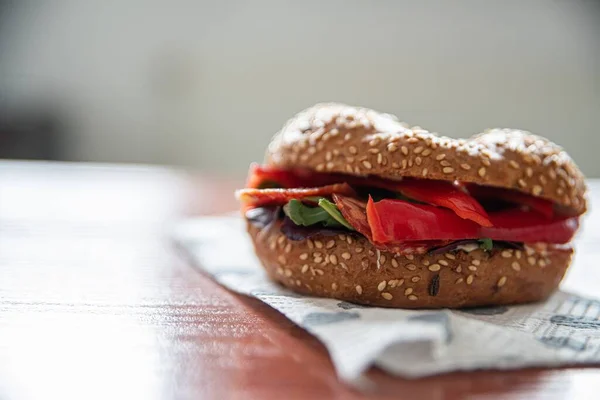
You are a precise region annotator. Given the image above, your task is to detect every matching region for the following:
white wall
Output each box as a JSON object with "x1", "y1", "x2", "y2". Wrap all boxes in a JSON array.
[{"x1": 1, "y1": 1, "x2": 599, "y2": 175}]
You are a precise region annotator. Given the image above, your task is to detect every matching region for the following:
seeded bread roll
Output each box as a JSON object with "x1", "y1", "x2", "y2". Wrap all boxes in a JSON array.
[
  {"x1": 248, "y1": 221, "x2": 572, "y2": 308},
  {"x1": 267, "y1": 103, "x2": 587, "y2": 215}
]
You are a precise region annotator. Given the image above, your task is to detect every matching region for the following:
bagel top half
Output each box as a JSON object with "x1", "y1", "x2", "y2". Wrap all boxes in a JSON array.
[{"x1": 266, "y1": 103, "x2": 586, "y2": 215}]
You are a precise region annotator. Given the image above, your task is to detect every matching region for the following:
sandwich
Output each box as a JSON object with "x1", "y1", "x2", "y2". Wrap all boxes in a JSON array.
[{"x1": 235, "y1": 103, "x2": 586, "y2": 308}]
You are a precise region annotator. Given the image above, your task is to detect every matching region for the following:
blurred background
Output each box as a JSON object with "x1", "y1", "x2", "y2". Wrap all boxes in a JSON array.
[{"x1": 0, "y1": 0, "x2": 598, "y2": 176}]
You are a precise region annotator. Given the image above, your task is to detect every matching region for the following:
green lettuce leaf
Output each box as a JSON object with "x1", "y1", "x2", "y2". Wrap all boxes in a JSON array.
[{"x1": 283, "y1": 198, "x2": 353, "y2": 230}]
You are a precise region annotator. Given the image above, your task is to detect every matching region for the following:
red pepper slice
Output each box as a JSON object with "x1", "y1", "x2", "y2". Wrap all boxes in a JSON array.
[
  {"x1": 332, "y1": 194, "x2": 451, "y2": 254},
  {"x1": 366, "y1": 198, "x2": 578, "y2": 244},
  {"x1": 236, "y1": 183, "x2": 356, "y2": 207},
  {"x1": 367, "y1": 197, "x2": 480, "y2": 242},
  {"x1": 466, "y1": 184, "x2": 554, "y2": 219},
  {"x1": 481, "y1": 209, "x2": 578, "y2": 244},
  {"x1": 380, "y1": 179, "x2": 492, "y2": 227}
]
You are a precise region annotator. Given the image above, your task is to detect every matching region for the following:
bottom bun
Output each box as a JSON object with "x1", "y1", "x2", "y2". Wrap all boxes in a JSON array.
[{"x1": 247, "y1": 221, "x2": 573, "y2": 309}]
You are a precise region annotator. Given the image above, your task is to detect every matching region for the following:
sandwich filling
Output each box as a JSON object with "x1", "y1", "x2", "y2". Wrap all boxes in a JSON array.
[{"x1": 237, "y1": 164, "x2": 579, "y2": 254}]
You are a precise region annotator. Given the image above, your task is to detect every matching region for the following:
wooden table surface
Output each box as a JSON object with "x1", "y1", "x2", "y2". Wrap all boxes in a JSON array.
[{"x1": 1, "y1": 161, "x2": 599, "y2": 400}]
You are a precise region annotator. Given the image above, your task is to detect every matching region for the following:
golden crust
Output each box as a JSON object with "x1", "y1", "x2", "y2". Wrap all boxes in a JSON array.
[
  {"x1": 248, "y1": 221, "x2": 573, "y2": 309},
  {"x1": 266, "y1": 103, "x2": 587, "y2": 215}
]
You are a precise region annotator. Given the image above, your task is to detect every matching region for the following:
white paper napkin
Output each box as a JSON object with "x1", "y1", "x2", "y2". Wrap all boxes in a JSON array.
[{"x1": 174, "y1": 216, "x2": 600, "y2": 382}]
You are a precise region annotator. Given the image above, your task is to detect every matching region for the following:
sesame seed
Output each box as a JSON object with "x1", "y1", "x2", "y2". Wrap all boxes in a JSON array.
[
  {"x1": 329, "y1": 255, "x2": 338, "y2": 265},
  {"x1": 408, "y1": 295, "x2": 418, "y2": 301},
  {"x1": 296, "y1": 280, "x2": 301, "y2": 286},
  {"x1": 325, "y1": 151, "x2": 332, "y2": 161},
  {"x1": 549, "y1": 170, "x2": 557, "y2": 180},
  {"x1": 387, "y1": 143, "x2": 398, "y2": 152},
  {"x1": 482, "y1": 158, "x2": 491, "y2": 167},
  {"x1": 391, "y1": 258, "x2": 399, "y2": 268},
  {"x1": 326, "y1": 240, "x2": 335, "y2": 249},
  {"x1": 526, "y1": 167, "x2": 533, "y2": 177},
  {"x1": 422, "y1": 260, "x2": 430, "y2": 266},
  {"x1": 284, "y1": 243, "x2": 292, "y2": 253},
  {"x1": 401, "y1": 146, "x2": 409, "y2": 155},
  {"x1": 315, "y1": 269, "x2": 324, "y2": 276},
  {"x1": 440, "y1": 160, "x2": 451, "y2": 167},
  {"x1": 501, "y1": 250, "x2": 512, "y2": 258},
  {"x1": 315, "y1": 164, "x2": 325, "y2": 171},
  {"x1": 362, "y1": 160, "x2": 373, "y2": 169},
  {"x1": 436, "y1": 154, "x2": 446, "y2": 161},
  {"x1": 348, "y1": 146, "x2": 358, "y2": 154},
  {"x1": 341, "y1": 252, "x2": 351, "y2": 260},
  {"x1": 497, "y1": 276, "x2": 507, "y2": 287},
  {"x1": 369, "y1": 138, "x2": 380, "y2": 147},
  {"x1": 445, "y1": 253, "x2": 456, "y2": 260},
  {"x1": 339, "y1": 234, "x2": 346, "y2": 240},
  {"x1": 392, "y1": 162, "x2": 400, "y2": 168},
  {"x1": 326, "y1": 162, "x2": 335, "y2": 170},
  {"x1": 406, "y1": 254, "x2": 414, "y2": 260},
  {"x1": 315, "y1": 241, "x2": 323, "y2": 249},
  {"x1": 512, "y1": 262, "x2": 521, "y2": 271},
  {"x1": 422, "y1": 168, "x2": 428, "y2": 177},
  {"x1": 461, "y1": 163, "x2": 471, "y2": 170},
  {"x1": 269, "y1": 241, "x2": 276, "y2": 250},
  {"x1": 401, "y1": 159, "x2": 408, "y2": 169},
  {"x1": 340, "y1": 262, "x2": 349, "y2": 271},
  {"x1": 314, "y1": 256, "x2": 323, "y2": 263},
  {"x1": 468, "y1": 265, "x2": 477, "y2": 271},
  {"x1": 408, "y1": 159, "x2": 413, "y2": 167},
  {"x1": 382, "y1": 292, "x2": 393, "y2": 300},
  {"x1": 377, "y1": 153, "x2": 384, "y2": 165},
  {"x1": 301, "y1": 264, "x2": 309, "y2": 273},
  {"x1": 331, "y1": 283, "x2": 338, "y2": 290},
  {"x1": 509, "y1": 160, "x2": 519, "y2": 169},
  {"x1": 515, "y1": 250, "x2": 522, "y2": 259},
  {"x1": 443, "y1": 167, "x2": 454, "y2": 174},
  {"x1": 518, "y1": 179, "x2": 527, "y2": 188},
  {"x1": 466, "y1": 275, "x2": 474, "y2": 285},
  {"x1": 411, "y1": 276, "x2": 420, "y2": 283},
  {"x1": 472, "y1": 259, "x2": 480, "y2": 266},
  {"x1": 299, "y1": 253, "x2": 308, "y2": 260},
  {"x1": 478, "y1": 167, "x2": 486, "y2": 177},
  {"x1": 532, "y1": 185, "x2": 542, "y2": 196},
  {"x1": 368, "y1": 148, "x2": 379, "y2": 154},
  {"x1": 284, "y1": 269, "x2": 292, "y2": 277},
  {"x1": 398, "y1": 279, "x2": 405, "y2": 286},
  {"x1": 404, "y1": 288, "x2": 413, "y2": 296},
  {"x1": 557, "y1": 187, "x2": 564, "y2": 195},
  {"x1": 428, "y1": 264, "x2": 441, "y2": 271},
  {"x1": 456, "y1": 266, "x2": 462, "y2": 273},
  {"x1": 276, "y1": 267, "x2": 284, "y2": 275},
  {"x1": 345, "y1": 165, "x2": 353, "y2": 173},
  {"x1": 368, "y1": 250, "x2": 375, "y2": 256},
  {"x1": 528, "y1": 257, "x2": 536, "y2": 265},
  {"x1": 415, "y1": 157, "x2": 422, "y2": 166},
  {"x1": 540, "y1": 175, "x2": 547, "y2": 185},
  {"x1": 377, "y1": 281, "x2": 387, "y2": 291},
  {"x1": 538, "y1": 259, "x2": 546, "y2": 267},
  {"x1": 355, "y1": 247, "x2": 364, "y2": 253},
  {"x1": 278, "y1": 255, "x2": 287, "y2": 264},
  {"x1": 355, "y1": 285, "x2": 363, "y2": 295},
  {"x1": 346, "y1": 236, "x2": 353, "y2": 244},
  {"x1": 307, "y1": 239, "x2": 314, "y2": 249},
  {"x1": 422, "y1": 149, "x2": 432, "y2": 156},
  {"x1": 455, "y1": 278, "x2": 464, "y2": 284},
  {"x1": 439, "y1": 260, "x2": 449, "y2": 266},
  {"x1": 277, "y1": 236, "x2": 286, "y2": 245}
]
